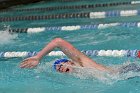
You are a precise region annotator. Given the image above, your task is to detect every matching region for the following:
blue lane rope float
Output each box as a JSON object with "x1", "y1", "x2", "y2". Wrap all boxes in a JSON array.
[
  {"x1": 8, "y1": 22, "x2": 140, "y2": 33},
  {"x1": 0, "y1": 50, "x2": 140, "y2": 58},
  {"x1": 1, "y1": 1, "x2": 140, "y2": 13},
  {"x1": 1, "y1": 9, "x2": 140, "y2": 22}
]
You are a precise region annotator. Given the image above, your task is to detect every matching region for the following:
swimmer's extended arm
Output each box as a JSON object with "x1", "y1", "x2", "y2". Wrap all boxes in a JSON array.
[{"x1": 20, "y1": 38, "x2": 109, "y2": 71}]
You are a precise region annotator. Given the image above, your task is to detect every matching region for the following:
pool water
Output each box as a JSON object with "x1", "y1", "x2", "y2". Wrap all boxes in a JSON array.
[{"x1": 1, "y1": 0, "x2": 140, "y2": 93}]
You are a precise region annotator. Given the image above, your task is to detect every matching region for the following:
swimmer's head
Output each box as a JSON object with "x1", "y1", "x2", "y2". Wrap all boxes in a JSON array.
[{"x1": 53, "y1": 59, "x2": 74, "y2": 73}]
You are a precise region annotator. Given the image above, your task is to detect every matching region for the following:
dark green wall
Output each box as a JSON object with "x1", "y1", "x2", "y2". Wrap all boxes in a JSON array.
[{"x1": 0, "y1": 0, "x2": 42, "y2": 10}]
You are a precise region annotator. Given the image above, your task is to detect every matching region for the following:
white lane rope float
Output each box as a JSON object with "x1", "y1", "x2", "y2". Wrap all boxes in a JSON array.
[
  {"x1": 8, "y1": 22, "x2": 140, "y2": 33},
  {"x1": 0, "y1": 50, "x2": 140, "y2": 58},
  {"x1": 1, "y1": 9, "x2": 140, "y2": 22}
]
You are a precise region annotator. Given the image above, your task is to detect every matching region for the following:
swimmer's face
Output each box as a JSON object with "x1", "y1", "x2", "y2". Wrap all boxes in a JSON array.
[{"x1": 56, "y1": 61, "x2": 75, "y2": 73}]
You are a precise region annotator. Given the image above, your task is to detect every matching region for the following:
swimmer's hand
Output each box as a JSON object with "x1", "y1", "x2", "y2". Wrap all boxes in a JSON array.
[{"x1": 20, "y1": 56, "x2": 40, "y2": 68}]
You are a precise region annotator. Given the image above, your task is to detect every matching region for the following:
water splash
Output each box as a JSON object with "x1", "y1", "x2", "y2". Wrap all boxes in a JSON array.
[
  {"x1": 29, "y1": 59, "x2": 140, "y2": 85},
  {"x1": 33, "y1": 60, "x2": 140, "y2": 85},
  {"x1": 70, "y1": 62, "x2": 140, "y2": 84},
  {"x1": 0, "y1": 30, "x2": 18, "y2": 44}
]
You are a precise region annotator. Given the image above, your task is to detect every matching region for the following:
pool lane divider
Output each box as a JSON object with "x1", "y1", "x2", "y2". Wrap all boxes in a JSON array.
[
  {"x1": 1, "y1": 9, "x2": 140, "y2": 22},
  {"x1": 1, "y1": 1, "x2": 140, "y2": 12},
  {"x1": 55, "y1": 0, "x2": 140, "y2": 3},
  {"x1": 0, "y1": 50, "x2": 139, "y2": 58},
  {"x1": 8, "y1": 22, "x2": 140, "y2": 33}
]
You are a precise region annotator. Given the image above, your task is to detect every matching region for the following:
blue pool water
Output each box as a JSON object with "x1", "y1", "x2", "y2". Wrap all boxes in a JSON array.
[{"x1": 1, "y1": 0, "x2": 140, "y2": 93}]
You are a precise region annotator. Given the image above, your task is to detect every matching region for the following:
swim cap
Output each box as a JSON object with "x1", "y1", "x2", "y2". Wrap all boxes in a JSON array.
[{"x1": 53, "y1": 59, "x2": 69, "y2": 70}]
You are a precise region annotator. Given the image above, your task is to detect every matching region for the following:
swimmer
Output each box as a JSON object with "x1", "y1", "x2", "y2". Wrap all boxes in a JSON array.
[{"x1": 20, "y1": 38, "x2": 140, "y2": 74}]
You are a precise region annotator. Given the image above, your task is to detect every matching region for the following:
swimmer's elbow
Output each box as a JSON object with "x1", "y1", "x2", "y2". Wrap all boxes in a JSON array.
[
  {"x1": 54, "y1": 38, "x2": 70, "y2": 48},
  {"x1": 53, "y1": 38, "x2": 64, "y2": 46},
  {"x1": 54, "y1": 38, "x2": 64, "y2": 44}
]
